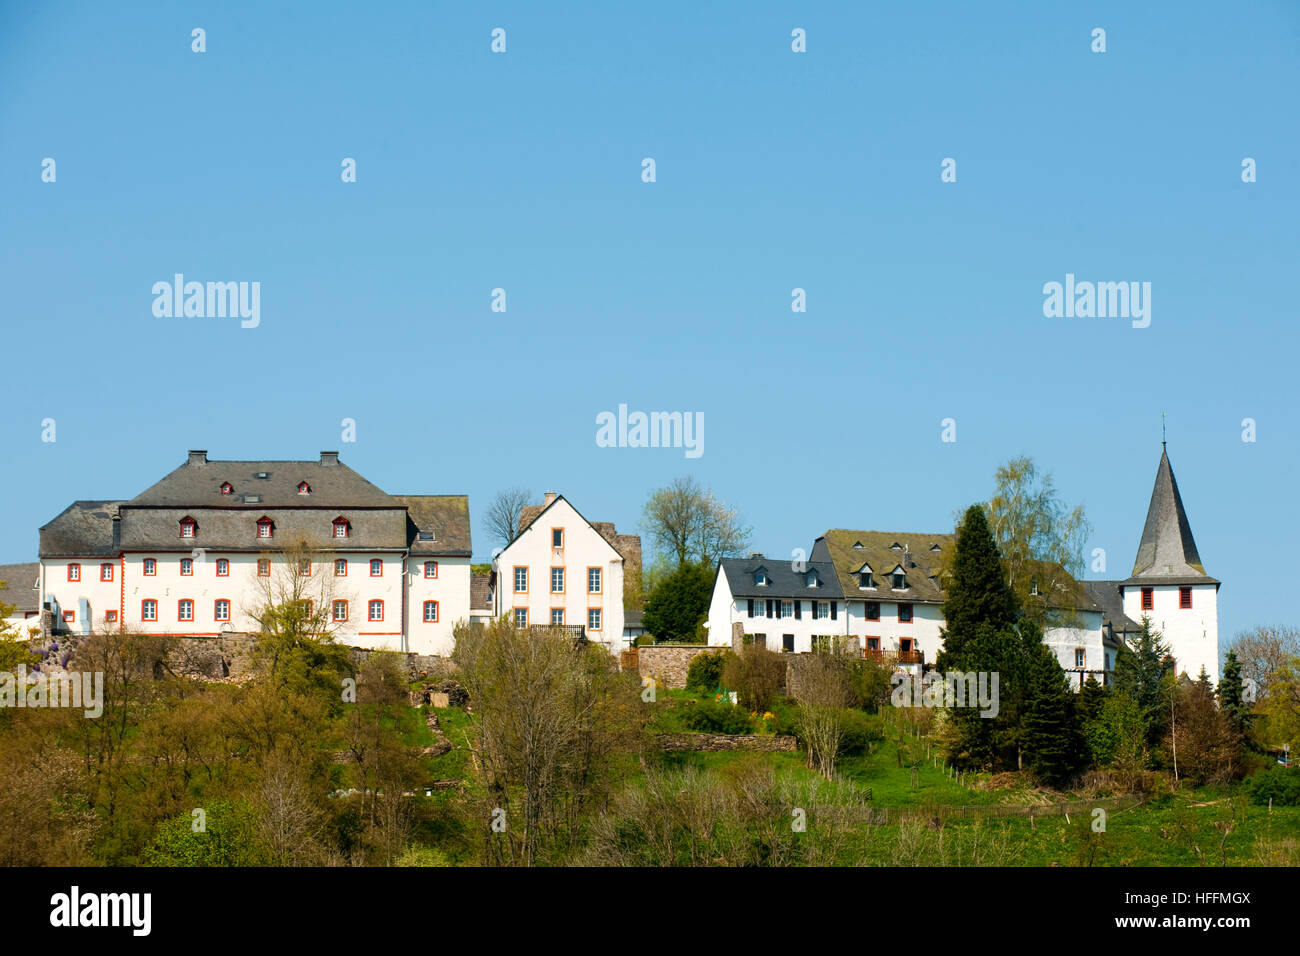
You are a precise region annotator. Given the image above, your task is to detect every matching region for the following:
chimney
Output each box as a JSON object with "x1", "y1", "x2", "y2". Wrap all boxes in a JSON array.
[
  {"x1": 320, "y1": 451, "x2": 340, "y2": 466},
  {"x1": 188, "y1": 450, "x2": 207, "y2": 465},
  {"x1": 544, "y1": 491, "x2": 557, "y2": 506}
]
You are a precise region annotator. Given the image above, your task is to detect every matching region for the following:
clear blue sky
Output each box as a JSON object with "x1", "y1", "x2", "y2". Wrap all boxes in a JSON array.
[{"x1": 2, "y1": 1, "x2": 1296, "y2": 647}]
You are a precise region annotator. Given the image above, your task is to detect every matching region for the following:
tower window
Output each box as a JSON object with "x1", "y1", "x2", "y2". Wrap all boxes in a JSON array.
[
  {"x1": 1179, "y1": 587, "x2": 1192, "y2": 609},
  {"x1": 1141, "y1": 587, "x2": 1154, "y2": 611}
]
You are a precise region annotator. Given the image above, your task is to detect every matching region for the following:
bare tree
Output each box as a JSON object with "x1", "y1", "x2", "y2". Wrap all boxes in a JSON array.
[
  {"x1": 642, "y1": 475, "x2": 750, "y2": 567},
  {"x1": 790, "y1": 653, "x2": 855, "y2": 779},
  {"x1": 1229, "y1": 625, "x2": 1300, "y2": 700},
  {"x1": 484, "y1": 487, "x2": 535, "y2": 548}
]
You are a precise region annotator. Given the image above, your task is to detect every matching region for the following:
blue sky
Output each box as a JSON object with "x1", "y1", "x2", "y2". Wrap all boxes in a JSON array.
[{"x1": 1, "y1": 1, "x2": 1296, "y2": 645}]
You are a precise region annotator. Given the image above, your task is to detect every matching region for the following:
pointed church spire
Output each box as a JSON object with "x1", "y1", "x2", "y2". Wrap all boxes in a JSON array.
[{"x1": 1131, "y1": 445, "x2": 1207, "y2": 577}]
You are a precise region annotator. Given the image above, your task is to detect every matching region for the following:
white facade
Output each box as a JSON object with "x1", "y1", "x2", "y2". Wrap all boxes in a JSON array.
[
  {"x1": 1041, "y1": 612, "x2": 1110, "y2": 690},
  {"x1": 706, "y1": 562, "x2": 848, "y2": 655},
  {"x1": 1121, "y1": 583, "x2": 1219, "y2": 684},
  {"x1": 492, "y1": 495, "x2": 626, "y2": 650}
]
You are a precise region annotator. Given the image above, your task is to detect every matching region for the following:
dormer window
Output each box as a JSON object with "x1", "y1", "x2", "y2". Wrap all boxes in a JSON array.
[
  {"x1": 806, "y1": 571, "x2": 819, "y2": 588},
  {"x1": 1030, "y1": 578, "x2": 1040, "y2": 596},
  {"x1": 220, "y1": 482, "x2": 234, "y2": 495},
  {"x1": 930, "y1": 543, "x2": 941, "y2": 552},
  {"x1": 332, "y1": 516, "x2": 350, "y2": 539},
  {"x1": 891, "y1": 567, "x2": 906, "y2": 590},
  {"x1": 297, "y1": 481, "x2": 311, "y2": 495},
  {"x1": 179, "y1": 516, "x2": 198, "y2": 538},
  {"x1": 890, "y1": 542, "x2": 903, "y2": 551},
  {"x1": 754, "y1": 569, "x2": 768, "y2": 587},
  {"x1": 256, "y1": 516, "x2": 274, "y2": 539},
  {"x1": 856, "y1": 563, "x2": 875, "y2": 589},
  {"x1": 852, "y1": 541, "x2": 865, "y2": 549}
]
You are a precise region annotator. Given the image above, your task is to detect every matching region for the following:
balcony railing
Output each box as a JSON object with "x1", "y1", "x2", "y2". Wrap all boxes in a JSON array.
[{"x1": 863, "y1": 648, "x2": 923, "y2": 665}]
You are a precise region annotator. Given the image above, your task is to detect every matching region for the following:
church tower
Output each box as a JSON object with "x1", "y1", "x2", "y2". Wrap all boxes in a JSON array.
[{"x1": 1119, "y1": 444, "x2": 1220, "y2": 682}]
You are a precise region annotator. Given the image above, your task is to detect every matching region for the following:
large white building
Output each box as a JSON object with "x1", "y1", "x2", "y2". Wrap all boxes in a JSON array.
[
  {"x1": 491, "y1": 492, "x2": 640, "y2": 651},
  {"x1": 36, "y1": 450, "x2": 472, "y2": 656}
]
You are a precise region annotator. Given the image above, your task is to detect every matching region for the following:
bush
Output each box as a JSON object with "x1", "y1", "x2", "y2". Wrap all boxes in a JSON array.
[
  {"x1": 1247, "y1": 765, "x2": 1300, "y2": 806},
  {"x1": 722, "y1": 645, "x2": 785, "y2": 713},
  {"x1": 682, "y1": 700, "x2": 755, "y2": 735},
  {"x1": 839, "y1": 710, "x2": 884, "y2": 756},
  {"x1": 686, "y1": 651, "x2": 732, "y2": 693}
]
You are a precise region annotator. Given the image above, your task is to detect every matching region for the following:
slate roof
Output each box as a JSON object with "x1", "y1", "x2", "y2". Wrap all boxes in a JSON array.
[
  {"x1": 470, "y1": 572, "x2": 492, "y2": 611},
  {"x1": 129, "y1": 452, "x2": 396, "y2": 509},
  {"x1": 39, "y1": 501, "x2": 125, "y2": 558},
  {"x1": 1128, "y1": 447, "x2": 1217, "y2": 584},
  {"x1": 0, "y1": 562, "x2": 40, "y2": 613},
  {"x1": 718, "y1": 555, "x2": 845, "y2": 600},
  {"x1": 116, "y1": 506, "x2": 408, "y2": 552},
  {"x1": 813, "y1": 529, "x2": 955, "y2": 605},
  {"x1": 1081, "y1": 580, "x2": 1143, "y2": 635},
  {"x1": 395, "y1": 495, "x2": 472, "y2": 556}
]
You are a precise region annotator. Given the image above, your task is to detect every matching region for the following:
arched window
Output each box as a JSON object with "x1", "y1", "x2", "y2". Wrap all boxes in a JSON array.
[{"x1": 423, "y1": 600, "x2": 438, "y2": 622}]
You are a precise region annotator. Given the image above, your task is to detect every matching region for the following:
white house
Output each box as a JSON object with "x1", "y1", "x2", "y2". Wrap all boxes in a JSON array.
[
  {"x1": 0, "y1": 562, "x2": 41, "y2": 637},
  {"x1": 491, "y1": 492, "x2": 637, "y2": 650},
  {"x1": 36, "y1": 450, "x2": 472, "y2": 656},
  {"x1": 706, "y1": 555, "x2": 848, "y2": 654}
]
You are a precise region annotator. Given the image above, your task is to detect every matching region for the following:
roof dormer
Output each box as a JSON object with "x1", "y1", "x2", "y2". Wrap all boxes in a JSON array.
[
  {"x1": 753, "y1": 565, "x2": 769, "y2": 587},
  {"x1": 855, "y1": 563, "x2": 876, "y2": 589},
  {"x1": 889, "y1": 564, "x2": 907, "y2": 590},
  {"x1": 297, "y1": 481, "x2": 311, "y2": 495},
  {"x1": 220, "y1": 481, "x2": 234, "y2": 495},
  {"x1": 889, "y1": 542, "x2": 903, "y2": 551},
  {"x1": 179, "y1": 515, "x2": 198, "y2": 539},
  {"x1": 805, "y1": 569, "x2": 820, "y2": 588}
]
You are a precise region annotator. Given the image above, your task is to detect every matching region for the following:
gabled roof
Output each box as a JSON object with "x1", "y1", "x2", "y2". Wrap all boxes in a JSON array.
[
  {"x1": 129, "y1": 453, "x2": 396, "y2": 508},
  {"x1": 1129, "y1": 446, "x2": 1215, "y2": 582},
  {"x1": 39, "y1": 501, "x2": 125, "y2": 558},
  {"x1": 1081, "y1": 580, "x2": 1143, "y2": 635},
  {"x1": 0, "y1": 562, "x2": 40, "y2": 613},
  {"x1": 815, "y1": 529, "x2": 955, "y2": 604},
  {"x1": 504, "y1": 494, "x2": 624, "y2": 563},
  {"x1": 718, "y1": 555, "x2": 844, "y2": 600},
  {"x1": 470, "y1": 572, "x2": 492, "y2": 611},
  {"x1": 394, "y1": 495, "x2": 472, "y2": 556}
]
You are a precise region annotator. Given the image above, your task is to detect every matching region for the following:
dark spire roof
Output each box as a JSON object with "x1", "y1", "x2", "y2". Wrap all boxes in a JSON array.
[{"x1": 1130, "y1": 447, "x2": 1208, "y2": 579}]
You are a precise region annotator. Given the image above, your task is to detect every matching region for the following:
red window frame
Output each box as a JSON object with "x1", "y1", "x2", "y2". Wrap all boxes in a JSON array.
[
  {"x1": 332, "y1": 599, "x2": 348, "y2": 622},
  {"x1": 214, "y1": 599, "x2": 231, "y2": 621},
  {"x1": 333, "y1": 517, "x2": 349, "y2": 539},
  {"x1": 1179, "y1": 586, "x2": 1192, "y2": 609},
  {"x1": 335, "y1": 558, "x2": 347, "y2": 576},
  {"x1": 424, "y1": 561, "x2": 438, "y2": 579},
  {"x1": 865, "y1": 601, "x2": 881, "y2": 621},
  {"x1": 100, "y1": 563, "x2": 114, "y2": 582},
  {"x1": 298, "y1": 559, "x2": 312, "y2": 577},
  {"x1": 370, "y1": 559, "x2": 383, "y2": 577},
  {"x1": 143, "y1": 558, "x2": 157, "y2": 576},
  {"x1": 368, "y1": 599, "x2": 384, "y2": 622},
  {"x1": 256, "y1": 517, "x2": 273, "y2": 539},
  {"x1": 180, "y1": 557, "x2": 194, "y2": 576},
  {"x1": 180, "y1": 517, "x2": 197, "y2": 538},
  {"x1": 67, "y1": 563, "x2": 80, "y2": 581},
  {"x1": 63, "y1": 610, "x2": 74, "y2": 623},
  {"x1": 178, "y1": 599, "x2": 194, "y2": 621},
  {"x1": 1141, "y1": 587, "x2": 1154, "y2": 611},
  {"x1": 898, "y1": 603, "x2": 914, "y2": 623},
  {"x1": 216, "y1": 558, "x2": 229, "y2": 577},
  {"x1": 220, "y1": 481, "x2": 233, "y2": 495},
  {"x1": 141, "y1": 599, "x2": 158, "y2": 621},
  {"x1": 105, "y1": 610, "x2": 119, "y2": 624},
  {"x1": 423, "y1": 600, "x2": 439, "y2": 623},
  {"x1": 257, "y1": 558, "x2": 271, "y2": 577},
  {"x1": 298, "y1": 481, "x2": 311, "y2": 495}
]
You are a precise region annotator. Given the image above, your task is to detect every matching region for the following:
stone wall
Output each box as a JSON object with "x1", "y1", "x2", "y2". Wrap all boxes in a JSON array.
[
  {"x1": 637, "y1": 644, "x2": 715, "y2": 689},
  {"x1": 655, "y1": 733, "x2": 798, "y2": 752}
]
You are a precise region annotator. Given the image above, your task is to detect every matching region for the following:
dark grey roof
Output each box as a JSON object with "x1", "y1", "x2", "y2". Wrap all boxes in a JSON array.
[
  {"x1": 0, "y1": 562, "x2": 40, "y2": 613},
  {"x1": 39, "y1": 501, "x2": 125, "y2": 558},
  {"x1": 129, "y1": 453, "x2": 396, "y2": 509},
  {"x1": 1130, "y1": 447, "x2": 1215, "y2": 582},
  {"x1": 117, "y1": 506, "x2": 408, "y2": 552},
  {"x1": 624, "y1": 609, "x2": 644, "y2": 629},
  {"x1": 394, "y1": 495, "x2": 472, "y2": 556},
  {"x1": 719, "y1": 555, "x2": 845, "y2": 600},
  {"x1": 470, "y1": 572, "x2": 492, "y2": 611},
  {"x1": 1082, "y1": 580, "x2": 1143, "y2": 635}
]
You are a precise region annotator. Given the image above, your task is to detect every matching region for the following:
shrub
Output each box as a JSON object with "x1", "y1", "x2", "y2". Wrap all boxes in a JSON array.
[
  {"x1": 682, "y1": 700, "x2": 755, "y2": 735},
  {"x1": 722, "y1": 645, "x2": 785, "y2": 713},
  {"x1": 1247, "y1": 765, "x2": 1300, "y2": 806},
  {"x1": 686, "y1": 651, "x2": 732, "y2": 693},
  {"x1": 839, "y1": 709, "x2": 884, "y2": 755}
]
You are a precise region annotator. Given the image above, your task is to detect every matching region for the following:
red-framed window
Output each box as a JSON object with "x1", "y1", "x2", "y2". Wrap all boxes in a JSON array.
[
  {"x1": 141, "y1": 599, "x2": 158, "y2": 621},
  {"x1": 370, "y1": 559, "x2": 383, "y2": 577},
  {"x1": 587, "y1": 608, "x2": 602, "y2": 631},
  {"x1": 333, "y1": 517, "x2": 349, "y2": 538},
  {"x1": 297, "y1": 481, "x2": 311, "y2": 495},
  {"x1": 257, "y1": 558, "x2": 271, "y2": 576},
  {"x1": 180, "y1": 516, "x2": 197, "y2": 538},
  {"x1": 220, "y1": 481, "x2": 234, "y2": 495},
  {"x1": 105, "y1": 610, "x2": 119, "y2": 624},
  {"x1": 424, "y1": 561, "x2": 438, "y2": 579},
  {"x1": 368, "y1": 599, "x2": 384, "y2": 622},
  {"x1": 63, "y1": 610, "x2": 74, "y2": 623},
  {"x1": 900, "y1": 638, "x2": 914, "y2": 653},
  {"x1": 178, "y1": 599, "x2": 194, "y2": 621},
  {"x1": 216, "y1": 558, "x2": 229, "y2": 577},
  {"x1": 865, "y1": 601, "x2": 881, "y2": 621},
  {"x1": 335, "y1": 558, "x2": 347, "y2": 576},
  {"x1": 143, "y1": 558, "x2": 157, "y2": 576},
  {"x1": 180, "y1": 558, "x2": 194, "y2": 576},
  {"x1": 1179, "y1": 586, "x2": 1192, "y2": 609},
  {"x1": 1141, "y1": 587, "x2": 1154, "y2": 611},
  {"x1": 214, "y1": 599, "x2": 231, "y2": 622},
  {"x1": 298, "y1": 559, "x2": 312, "y2": 577},
  {"x1": 587, "y1": 566, "x2": 601, "y2": 593},
  {"x1": 332, "y1": 600, "x2": 348, "y2": 622},
  {"x1": 256, "y1": 517, "x2": 274, "y2": 539},
  {"x1": 898, "y1": 603, "x2": 914, "y2": 623},
  {"x1": 100, "y1": 563, "x2": 114, "y2": 582},
  {"x1": 423, "y1": 600, "x2": 439, "y2": 623},
  {"x1": 551, "y1": 566, "x2": 565, "y2": 594},
  {"x1": 67, "y1": 563, "x2": 80, "y2": 582},
  {"x1": 865, "y1": 636, "x2": 880, "y2": 650}
]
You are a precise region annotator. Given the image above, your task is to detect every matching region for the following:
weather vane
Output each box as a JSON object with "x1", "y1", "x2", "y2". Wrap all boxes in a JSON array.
[{"x1": 1161, "y1": 412, "x2": 1166, "y2": 448}]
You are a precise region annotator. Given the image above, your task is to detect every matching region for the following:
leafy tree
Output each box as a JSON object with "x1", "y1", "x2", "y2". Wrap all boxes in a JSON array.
[
  {"x1": 0, "y1": 578, "x2": 37, "y2": 672},
  {"x1": 642, "y1": 561, "x2": 713, "y2": 642},
  {"x1": 641, "y1": 476, "x2": 750, "y2": 567}
]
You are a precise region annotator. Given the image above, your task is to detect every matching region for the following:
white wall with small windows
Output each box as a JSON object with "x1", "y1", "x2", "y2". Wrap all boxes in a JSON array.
[
  {"x1": 491, "y1": 496, "x2": 626, "y2": 649},
  {"x1": 841, "y1": 598, "x2": 946, "y2": 664},
  {"x1": 706, "y1": 567, "x2": 847, "y2": 654},
  {"x1": 1040, "y1": 612, "x2": 1107, "y2": 690},
  {"x1": 1120, "y1": 582, "x2": 1219, "y2": 683},
  {"x1": 39, "y1": 558, "x2": 121, "y2": 633},
  {"x1": 405, "y1": 556, "x2": 470, "y2": 656}
]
